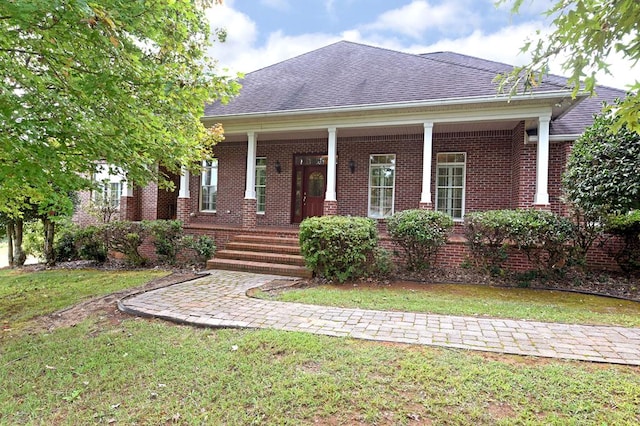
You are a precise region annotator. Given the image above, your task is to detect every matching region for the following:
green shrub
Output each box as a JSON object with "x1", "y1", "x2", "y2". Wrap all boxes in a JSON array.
[
  {"x1": 464, "y1": 210, "x2": 514, "y2": 274},
  {"x1": 54, "y1": 224, "x2": 81, "y2": 262},
  {"x1": 465, "y1": 209, "x2": 575, "y2": 274},
  {"x1": 386, "y1": 209, "x2": 453, "y2": 270},
  {"x1": 299, "y1": 216, "x2": 378, "y2": 283},
  {"x1": 23, "y1": 221, "x2": 44, "y2": 259},
  {"x1": 144, "y1": 220, "x2": 184, "y2": 265},
  {"x1": 605, "y1": 211, "x2": 640, "y2": 274},
  {"x1": 75, "y1": 226, "x2": 108, "y2": 262},
  {"x1": 182, "y1": 234, "x2": 216, "y2": 265},
  {"x1": 104, "y1": 221, "x2": 147, "y2": 266}
]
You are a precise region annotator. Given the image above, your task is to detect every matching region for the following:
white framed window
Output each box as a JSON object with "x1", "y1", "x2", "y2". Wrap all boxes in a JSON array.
[
  {"x1": 368, "y1": 154, "x2": 396, "y2": 218},
  {"x1": 255, "y1": 157, "x2": 267, "y2": 214},
  {"x1": 93, "y1": 165, "x2": 124, "y2": 209},
  {"x1": 436, "y1": 152, "x2": 466, "y2": 220},
  {"x1": 200, "y1": 159, "x2": 218, "y2": 212}
]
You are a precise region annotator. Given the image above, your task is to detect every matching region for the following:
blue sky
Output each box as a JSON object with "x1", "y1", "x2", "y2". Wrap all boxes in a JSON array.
[{"x1": 206, "y1": 0, "x2": 634, "y2": 90}]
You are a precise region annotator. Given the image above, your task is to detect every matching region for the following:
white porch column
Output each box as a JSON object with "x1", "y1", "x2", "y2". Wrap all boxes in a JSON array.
[
  {"x1": 244, "y1": 131, "x2": 257, "y2": 199},
  {"x1": 420, "y1": 121, "x2": 434, "y2": 205},
  {"x1": 534, "y1": 115, "x2": 551, "y2": 205},
  {"x1": 178, "y1": 166, "x2": 190, "y2": 199},
  {"x1": 326, "y1": 127, "x2": 337, "y2": 201},
  {"x1": 122, "y1": 179, "x2": 134, "y2": 197}
]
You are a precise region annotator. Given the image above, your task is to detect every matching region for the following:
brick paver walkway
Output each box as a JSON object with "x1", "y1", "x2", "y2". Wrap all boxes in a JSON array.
[{"x1": 119, "y1": 270, "x2": 640, "y2": 366}]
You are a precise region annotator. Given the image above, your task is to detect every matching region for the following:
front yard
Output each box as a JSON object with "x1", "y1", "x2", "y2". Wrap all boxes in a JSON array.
[{"x1": 1, "y1": 268, "x2": 639, "y2": 425}]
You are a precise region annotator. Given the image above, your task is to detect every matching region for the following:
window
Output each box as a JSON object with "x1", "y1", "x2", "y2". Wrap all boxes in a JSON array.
[
  {"x1": 201, "y1": 159, "x2": 218, "y2": 212},
  {"x1": 436, "y1": 153, "x2": 466, "y2": 220},
  {"x1": 255, "y1": 157, "x2": 266, "y2": 214},
  {"x1": 92, "y1": 165, "x2": 124, "y2": 209},
  {"x1": 368, "y1": 154, "x2": 396, "y2": 218}
]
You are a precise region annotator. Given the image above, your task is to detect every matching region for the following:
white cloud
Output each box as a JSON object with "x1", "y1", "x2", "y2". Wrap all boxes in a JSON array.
[{"x1": 363, "y1": 0, "x2": 476, "y2": 39}]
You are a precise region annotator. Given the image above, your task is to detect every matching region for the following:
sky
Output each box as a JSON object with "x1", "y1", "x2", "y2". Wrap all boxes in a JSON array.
[{"x1": 205, "y1": 0, "x2": 636, "y2": 91}]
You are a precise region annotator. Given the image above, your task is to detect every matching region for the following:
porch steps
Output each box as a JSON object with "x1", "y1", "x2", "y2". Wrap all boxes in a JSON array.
[{"x1": 207, "y1": 234, "x2": 312, "y2": 278}]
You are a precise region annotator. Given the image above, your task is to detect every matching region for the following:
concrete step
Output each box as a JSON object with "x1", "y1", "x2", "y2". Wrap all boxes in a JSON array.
[
  {"x1": 215, "y1": 250, "x2": 305, "y2": 266},
  {"x1": 226, "y1": 241, "x2": 301, "y2": 255},
  {"x1": 206, "y1": 258, "x2": 312, "y2": 278},
  {"x1": 234, "y1": 234, "x2": 300, "y2": 247}
]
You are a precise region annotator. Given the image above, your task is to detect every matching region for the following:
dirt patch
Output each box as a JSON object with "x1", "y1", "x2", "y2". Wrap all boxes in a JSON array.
[{"x1": 27, "y1": 271, "x2": 203, "y2": 334}]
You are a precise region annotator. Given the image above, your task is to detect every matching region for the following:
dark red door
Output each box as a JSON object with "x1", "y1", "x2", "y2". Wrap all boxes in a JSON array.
[
  {"x1": 303, "y1": 166, "x2": 326, "y2": 219},
  {"x1": 292, "y1": 164, "x2": 327, "y2": 223}
]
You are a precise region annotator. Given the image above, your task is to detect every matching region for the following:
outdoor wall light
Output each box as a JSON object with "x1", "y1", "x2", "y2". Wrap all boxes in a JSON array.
[
  {"x1": 275, "y1": 160, "x2": 282, "y2": 174},
  {"x1": 348, "y1": 159, "x2": 356, "y2": 174}
]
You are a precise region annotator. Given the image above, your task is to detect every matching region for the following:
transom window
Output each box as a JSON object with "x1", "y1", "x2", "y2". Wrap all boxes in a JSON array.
[
  {"x1": 436, "y1": 152, "x2": 466, "y2": 220},
  {"x1": 255, "y1": 157, "x2": 266, "y2": 214},
  {"x1": 368, "y1": 154, "x2": 396, "y2": 218},
  {"x1": 200, "y1": 159, "x2": 218, "y2": 212}
]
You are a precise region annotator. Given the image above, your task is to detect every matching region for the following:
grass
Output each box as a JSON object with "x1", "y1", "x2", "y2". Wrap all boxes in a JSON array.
[
  {"x1": 0, "y1": 269, "x2": 167, "y2": 331},
  {"x1": 256, "y1": 282, "x2": 640, "y2": 327},
  {"x1": 0, "y1": 268, "x2": 639, "y2": 424},
  {"x1": 1, "y1": 319, "x2": 639, "y2": 425}
]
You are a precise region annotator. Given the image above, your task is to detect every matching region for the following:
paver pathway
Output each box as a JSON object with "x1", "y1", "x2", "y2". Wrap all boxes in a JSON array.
[{"x1": 119, "y1": 270, "x2": 640, "y2": 366}]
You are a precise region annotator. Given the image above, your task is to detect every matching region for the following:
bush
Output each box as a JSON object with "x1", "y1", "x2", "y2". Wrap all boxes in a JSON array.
[
  {"x1": 104, "y1": 221, "x2": 147, "y2": 266},
  {"x1": 299, "y1": 216, "x2": 378, "y2": 283},
  {"x1": 605, "y1": 211, "x2": 640, "y2": 274},
  {"x1": 465, "y1": 209, "x2": 575, "y2": 274},
  {"x1": 464, "y1": 210, "x2": 515, "y2": 274},
  {"x1": 54, "y1": 225, "x2": 81, "y2": 262},
  {"x1": 75, "y1": 226, "x2": 108, "y2": 262},
  {"x1": 182, "y1": 234, "x2": 216, "y2": 265},
  {"x1": 386, "y1": 209, "x2": 453, "y2": 270},
  {"x1": 145, "y1": 220, "x2": 184, "y2": 265}
]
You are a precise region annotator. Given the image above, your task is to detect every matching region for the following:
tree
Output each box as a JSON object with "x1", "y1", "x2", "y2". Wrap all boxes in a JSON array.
[
  {"x1": 496, "y1": 0, "x2": 640, "y2": 133},
  {"x1": 562, "y1": 104, "x2": 640, "y2": 215},
  {"x1": 0, "y1": 0, "x2": 238, "y2": 265}
]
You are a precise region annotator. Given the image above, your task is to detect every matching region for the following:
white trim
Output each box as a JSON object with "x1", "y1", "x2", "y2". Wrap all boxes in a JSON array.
[
  {"x1": 435, "y1": 152, "x2": 466, "y2": 220},
  {"x1": 368, "y1": 154, "x2": 396, "y2": 219},
  {"x1": 178, "y1": 166, "x2": 190, "y2": 199},
  {"x1": 325, "y1": 127, "x2": 337, "y2": 202},
  {"x1": 244, "y1": 131, "x2": 257, "y2": 199},
  {"x1": 212, "y1": 105, "x2": 558, "y2": 136},
  {"x1": 255, "y1": 157, "x2": 267, "y2": 214},
  {"x1": 203, "y1": 90, "x2": 578, "y2": 121},
  {"x1": 200, "y1": 159, "x2": 218, "y2": 213},
  {"x1": 420, "y1": 122, "x2": 433, "y2": 205},
  {"x1": 526, "y1": 134, "x2": 581, "y2": 143},
  {"x1": 534, "y1": 115, "x2": 551, "y2": 205}
]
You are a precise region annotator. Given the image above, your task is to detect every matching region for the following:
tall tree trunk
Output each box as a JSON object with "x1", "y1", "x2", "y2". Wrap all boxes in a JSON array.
[
  {"x1": 12, "y1": 219, "x2": 26, "y2": 266},
  {"x1": 7, "y1": 223, "x2": 14, "y2": 267},
  {"x1": 43, "y1": 217, "x2": 56, "y2": 267}
]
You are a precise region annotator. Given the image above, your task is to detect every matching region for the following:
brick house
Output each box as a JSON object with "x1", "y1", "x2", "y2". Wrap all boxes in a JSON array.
[{"x1": 77, "y1": 41, "x2": 625, "y2": 273}]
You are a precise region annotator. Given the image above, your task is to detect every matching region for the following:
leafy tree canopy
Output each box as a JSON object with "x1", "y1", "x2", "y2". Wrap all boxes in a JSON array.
[
  {"x1": 496, "y1": 0, "x2": 640, "y2": 133},
  {"x1": 0, "y1": 0, "x2": 239, "y2": 218},
  {"x1": 563, "y1": 103, "x2": 640, "y2": 215}
]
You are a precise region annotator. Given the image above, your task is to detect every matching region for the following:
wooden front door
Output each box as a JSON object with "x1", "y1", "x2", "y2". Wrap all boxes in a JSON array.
[{"x1": 292, "y1": 163, "x2": 327, "y2": 223}]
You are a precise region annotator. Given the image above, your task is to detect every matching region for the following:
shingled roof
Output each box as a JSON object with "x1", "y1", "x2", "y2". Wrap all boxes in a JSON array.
[{"x1": 205, "y1": 40, "x2": 626, "y2": 136}]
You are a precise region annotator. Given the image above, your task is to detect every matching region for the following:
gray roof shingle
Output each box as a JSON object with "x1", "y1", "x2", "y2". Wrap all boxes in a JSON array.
[{"x1": 205, "y1": 40, "x2": 627, "y2": 136}]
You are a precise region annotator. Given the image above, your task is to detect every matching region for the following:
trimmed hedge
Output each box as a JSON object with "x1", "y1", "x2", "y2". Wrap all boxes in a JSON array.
[
  {"x1": 465, "y1": 209, "x2": 575, "y2": 274},
  {"x1": 299, "y1": 216, "x2": 378, "y2": 283},
  {"x1": 386, "y1": 209, "x2": 453, "y2": 270},
  {"x1": 605, "y1": 211, "x2": 640, "y2": 274}
]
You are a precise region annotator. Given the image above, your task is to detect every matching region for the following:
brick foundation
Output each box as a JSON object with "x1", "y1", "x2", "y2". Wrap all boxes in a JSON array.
[
  {"x1": 323, "y1": 200, "x2": 338, "y2": 216},
  {"x1": 242, "y1": 198, "x2": 257, "y2": 229},
  {"x1": 419, "y1": 202, "x2": 433, "y2": 210}
]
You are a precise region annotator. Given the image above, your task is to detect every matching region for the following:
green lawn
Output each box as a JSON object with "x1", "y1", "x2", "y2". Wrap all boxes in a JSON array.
[
  {"x1": 256, "y1": 282, "x2": 640, "y2": 327},
  {"x1": 0, "y1": 268, "x2": 167, "y2": 331},
  {"x1": 2, "y1": 319, "x2": 640, "y2": 425},
  {"x1": 1, "y1": 269, "x2": 639, "y2": 424}
]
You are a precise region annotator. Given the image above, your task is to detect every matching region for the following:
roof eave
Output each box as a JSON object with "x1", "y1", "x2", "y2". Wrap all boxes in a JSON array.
[{"x1": 201, "y1": 90, "x2": 585, "y2": 123}]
